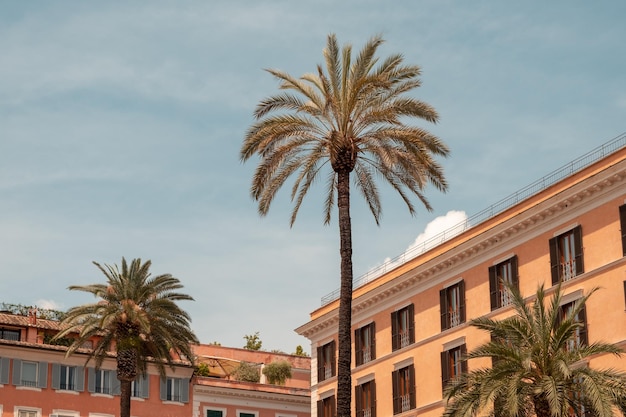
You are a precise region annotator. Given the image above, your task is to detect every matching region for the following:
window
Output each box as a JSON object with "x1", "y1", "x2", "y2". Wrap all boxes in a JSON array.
[
  {"x1": 207, "y1": 410, "x2": 224, "y2": 417},
  {"x1": 239, "y1": 412, "x2": 256, "y2": 417},
  {"x1": 489, "y1": 256, "x2": 519, "y2": 310},
  {"x1": 355, "y1": 323, "x2": 376, "y2": 366},
  {"x1": 12, "y1": 360, "x2": 47, "y2": 388},
  {"x1": 355, "y1": 380, "x2": 376, "y2": 417},
  {"x1": 619, "y1": 204, "x2": 626, "y2": 256},
  {"x1": 0, "y1": 357, "x2": 9, "y2": 384},
  {"x1": 160, "y1": 377, "x2": 189, "y2": 403},
  {"x1": 440, "y1": 281, "x2": 466, "y2": 331},
  {"x1": 559, "y1": 301, "x2": 587, "y2": 351},
  {"x1": 52, "y1": 364, "x2": 84, "y2": 391},
  {"x1": 550, "y1": 226, "x2": 583, "y2": 284},
  {"x1": 88, "y1": 368, "x2": 119, "y2": 395},
  {"x1": 391, "y1": 304, "x2": 415, "y2": 351},
  {"x1": 317, "y1": 395, "x2": 335, "y2": 417},
  {"x1": 317, "y1": 340, "x2": 336, "y2": 382},
  {"x1": 392, "y1": 365, "x2": 415, "y2": 414},
  {"x1": 0, "y1": 328, "x2": 20, "y2": 341},
  {"x1": 17, "y1": 410, "x2": 38, "y2": 417},
  {"x1": 441, "y1": 344, "x2": 467, "y2": 391},
  {"x1": 131, "y1": 374, "x2": 149, "y2": 398}
]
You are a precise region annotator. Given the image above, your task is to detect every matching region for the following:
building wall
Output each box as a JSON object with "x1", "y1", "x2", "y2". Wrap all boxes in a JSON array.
[{"x1": 298, "y1": 144, "x2": 626, "y2": 417}]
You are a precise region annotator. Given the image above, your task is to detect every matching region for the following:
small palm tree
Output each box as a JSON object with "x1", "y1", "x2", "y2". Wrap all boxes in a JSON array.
[
  {"x1": 444, "y1": 283, "x2": 626, "y2": 417},
  {"x1": 241, "y1": 33, "x2": 449, "y2": 417},
  {"x1": 55, "y1": 258, "x2": 199, "y2": 417}
]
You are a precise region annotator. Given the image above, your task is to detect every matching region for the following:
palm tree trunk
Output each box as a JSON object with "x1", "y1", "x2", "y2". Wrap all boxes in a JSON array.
[
  {"x1": 533, "y1": 394, "x2": 551, "y2": 417},
  {"x1": 120, "y1": 379, "x2": 132, "y2": 417},
  {"x1": 336, "y1": 169, "x2": 353, "y2": 417}
]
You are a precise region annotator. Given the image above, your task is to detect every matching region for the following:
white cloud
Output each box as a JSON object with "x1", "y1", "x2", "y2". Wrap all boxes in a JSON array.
[{"x1": 34, "y1": 299, "x2": 62, "y2": 311}]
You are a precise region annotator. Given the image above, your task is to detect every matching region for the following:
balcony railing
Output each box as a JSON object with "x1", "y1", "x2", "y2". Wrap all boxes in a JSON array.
[
  {"x1": 321, "y1": 132, "x2": 626, "y2": 305},
  {"x1": 401, "y1": 394, "x2": 411, "y2": 412}
]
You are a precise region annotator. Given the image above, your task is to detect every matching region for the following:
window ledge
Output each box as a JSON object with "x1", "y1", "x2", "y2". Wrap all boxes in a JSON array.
[
  {"x1": 16, "y1": 386, "x2": 42, "y2": 392},
  {"x1": 55, "y1": 389, "x2": 79, "y2": 395},
  {"x1": 91, "y1": 393, "x2": 114, "y2": 398},
  {"x1": 161, "y1": 400, "x2": 185, "y2": 406}
]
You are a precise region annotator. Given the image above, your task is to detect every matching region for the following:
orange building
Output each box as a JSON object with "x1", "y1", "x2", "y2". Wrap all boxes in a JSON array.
[
  {"x1": 193, "y1": 344, "x2": 310, "y2": 417},
  {"x1": 0, "y1": 310, "x2": 195, "y2": 417},
  {"x1": 0, "y1": 310, "x2": 311, "y2": 417},
  {"x1": 296, "y1": 133, "x2": 626, "y2": 417}
]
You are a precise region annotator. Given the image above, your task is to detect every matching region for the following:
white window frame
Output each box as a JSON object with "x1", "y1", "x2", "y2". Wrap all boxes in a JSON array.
[
  {"x1": 15, "y1": 407, "x2": 41, "y2": 417},
  {"x1": 204, "y1": 407, "x2": 227, "y2": 417},
  {"x1": 21, "y1": 361, "x2": 39, "y2": 387},
  {"x1": 237, "y1": 410, "x2": 259, "y2": 417},
  {"x1": 51, "y1": 411, "x2": 80, "y2": 417}
]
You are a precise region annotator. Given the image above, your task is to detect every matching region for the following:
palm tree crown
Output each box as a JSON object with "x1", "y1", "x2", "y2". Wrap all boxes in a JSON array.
[
  {"x1": 55, "y1": 257, "x2": 198, "y2": 417},
  {"x1": 242, "y1": 33, "x2": 449, "y2": 417},
  {"x1": 444, "y1": 283, "x2": 626, "y2": 417}
]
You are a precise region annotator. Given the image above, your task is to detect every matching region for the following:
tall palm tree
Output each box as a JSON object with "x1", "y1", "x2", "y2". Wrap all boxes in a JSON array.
[
  {"x1": 444, "y1": 283, "x2": 626, "y2": 417},
  {"x1": 55, "y1": 257, "x2": 199, "y2": 417},
  {"x1": 241, "y1": 34, "x2": 449, "y2": 417}
]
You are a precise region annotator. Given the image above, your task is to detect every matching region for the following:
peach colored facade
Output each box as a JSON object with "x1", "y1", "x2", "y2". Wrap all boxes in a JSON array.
[
  {"x1": 297, "y1": 135, "x2": 626, "y2": 417},
  {"x1": 192, "y1": 345, "x2": 310, "y2": 417}
]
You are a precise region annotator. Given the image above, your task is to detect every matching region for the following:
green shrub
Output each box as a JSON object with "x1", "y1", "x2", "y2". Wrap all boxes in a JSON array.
[
  {"x1": 262, "y1": 360, "x2": 292, "y2": 385},
  {"x1": 233, "y1": 362, "x2": 260, "y2": 383}
]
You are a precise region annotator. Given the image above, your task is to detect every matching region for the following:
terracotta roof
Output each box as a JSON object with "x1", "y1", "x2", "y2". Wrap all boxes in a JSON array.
[{"x1": 0, "y1": 312, "x2": 63, "y2": 330}]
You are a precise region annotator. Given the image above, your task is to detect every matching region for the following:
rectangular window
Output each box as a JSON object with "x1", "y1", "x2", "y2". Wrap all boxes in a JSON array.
[
  {"x1": 240, "y1": 413, "x2": 256, "y2": 417},
  {"x1": 130, "y1": 374, "x2": 149, "y2": 398},
  {"x1": 317, "y1": 395, "x2": 336, "y2": 417},
  {"x1": 12, "y1": 360, "x2": 47, "y2": 388},
  {"x1": 440, "y1": 281, "x2": 466, "y2": 331},
  {"x1": 0, "y1": 328, "x2": 20, "y2": 341},
  {"x1": 317, "y1": 340, "x2": 336, "y2": 382},
  {"x1": 391, "y1": 304, "x2": 415, "y2": 351},
  {"x1": 95, "y1": 369, "x2": 111, "y2": 394},
  {"x1": 52, "y1": 364, "x2": 84, "y2": 392},
  {"x1": 619, "y1": 204, "x2": 626, "y2": 256},
  {"x1": 22, "y1": 361, "x2": 38, "y2": 387},
  {"x1": 489, "y1": 256, "x2": 519, "y2": 310},
  {"x1": 441, "y1": 344, "x2": 467, "y2": 391},
  {"x1": 160, "y1": 377, "x2": 189, "y2": 403},
  {"x1": 392, "y1": 365, "x2": 416, "y2": 414},
  {"x1": 355, "y1": 323, "x2": 376, "y2": 366},
  {"x1": 559, "y1": 301, "x2": 588, "y2": 351},
  {"x1": 355, "y1": 380, "x2": 376, "y2": 417},
  {"x1": 207, "y1": 411, "x2": 223, "y2": 417},
  {"x1": 18, "y1": 411, "x2": 37, "y2": 417},
  {"x1": 549, "y1": 226, "x2": 584, "y2": 284}
]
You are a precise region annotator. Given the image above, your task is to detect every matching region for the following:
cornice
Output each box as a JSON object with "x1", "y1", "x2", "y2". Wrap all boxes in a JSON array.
[
  {"x1": 298, "y1": 157, "x2": 626, "y2": 340},
  {"x1": 194, "y1": 383, "x2": 310, "y2": 405}
]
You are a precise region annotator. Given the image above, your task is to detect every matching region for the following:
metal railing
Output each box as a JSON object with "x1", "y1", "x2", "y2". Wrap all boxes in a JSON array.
[{"x1": 321, "y1": 132, "x2": 626, "y2": 305}]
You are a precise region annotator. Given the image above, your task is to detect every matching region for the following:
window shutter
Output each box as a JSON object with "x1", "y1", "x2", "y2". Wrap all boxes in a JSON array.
[
  {"x1": 317, "y1": 400, "x2": 323, "y2": 417},
  {"x1": 461, "y1": 345, "x2": 468, "y2": 373},
  {"x1": 440, "y1": 351, "x2": 449, "y2": 391},
  {"x1": 76, "y1": 367, "x2": 85, "y2": 392},
  {"x1": 111, "y1": 372, "x2": 121, "y2": 395},
  {"x1": 408, "y1": 364, "x2": 416, "y2": 409},
  {"x1": 549, "y1": 236, "x2": 559, "y2": 285},
  {"x1": 573, "y1": 226, "x2": 584, "y2": 275},
  {"x1": 391, "y1": 370, "x2": 400, "y2": 415},
  {"x1": 330, "y1": 340, "x2": 336, "y2": 377},
  {"x1": 317, "y1": 346, "x2": 324, "y2": 381},
  {"x1": 160, "y1": 378, "x2": 167, "y2": 400},
  {"x1": 355, "y1": 384, "x2": 363, "y2": 417},
  {"x1": 87, "y1": 368, "x2": 95, "y2": 393},
  {"x1": 578, "y1": 306, "x2": 588, "y2": 347},
  {"x1": 12, "y1": 359, "x2": 22, "y2": 386},
  {"x1": 0, "y1": 358, "x2": 9, "y2": 384},
  {"x1": 38, "y1": 361, "x2": 48, "y2": 388},
  {"x1": 488, "y1": 265, "x2": 498, "y2": 310},
  {"x1": 180, "y1": 378, "x2": 189, "y2": 403},
  {"x1": 391, "y1": 310, "x2": 399, "y2": 350},
  {"x1": 439, "y1": 289, "x2": 448, "y2": 331},
  {"x1": 408, "y1": 304, "x2": 415, "y2": 344},
  {"x1": 355, "y1": 328, "x2": 362, "y2": 366},
  {"x1": 371, "y1": 379, "x2": 377, "y2": 417},
  {"x1": 51, "y1": 364, "x2": 60, "y2": 389},
  {"x1": 459, "y1": 281, "x2": 466, "y2": 324},
  {"x1": 141, "y1": 374, "x2": 149, "y2": 398},
  {"x1": 370, "y1": 322, "x2": 376, "y2": 361},
  {"x1": 620, "y1": 205, "x2": 626, "y2": 256},
  {"x1": 511, "y1": 256, "x2": 519, "y2": 288},
  {"x1": 331, "y1": 395, "x2": 336, "y2": 417}
]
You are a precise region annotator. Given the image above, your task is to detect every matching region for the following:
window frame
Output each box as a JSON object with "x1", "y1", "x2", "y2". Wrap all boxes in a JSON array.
[
  {"x1": 317, "y1": 340, "x2": 336, "y2": 382},
  {"x1": 12, "y1": 359, "x2": 47, "y2": 389},
  {"x1": 355, "y1": 379, "x2": 376, "y2": 417},
  {"x1": 317, "y1": 395, "x2": 336, "y2": 417},
  {"x1": 549, "y1": 226, "x2": 584, "y2": 285},
  {"x1": 440, "y1": 281, "x2": 466, "y2": 331},
  {"x1": 160, "y1": 376, "x2": 190, "y2": 403},
  {"x1": 355, "y1": 322, "x2": 376, "y2": 366},
  {"x1": 391, "y1": 304, "x2": 415, "y2": 351},
  {"x1": 489, "y1": 256, "x2": 519, "y2": 310},
  {"x1": 391, "y1": 364, "x2": 416, "y2": 415},
  {"x1": 559, "y1": 301, "x2": 588, "y2": 351},
  {"x1": 52, "y1": 364, "x2": 85, "y2": 392},
  {"x1": 87, "y1": 368, "x2": 120, "y2": 396},
  {"x1": 0, "y1": 328, "x2": 20, "y2": 341},
  {"x1": 441, "y1": 344, "x2": 467, "y2": 391}
]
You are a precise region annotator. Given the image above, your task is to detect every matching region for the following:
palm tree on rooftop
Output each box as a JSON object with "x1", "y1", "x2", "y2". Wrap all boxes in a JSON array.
[
  {"x1": 444, "y1": 283, "x2": 626, "y2": 417},
  {"x1": 241, "y1": 33, "x2": 449, "y2": 417},
  {"x1": 55, "y1": 257, "x2": 199, "y2": 417}
]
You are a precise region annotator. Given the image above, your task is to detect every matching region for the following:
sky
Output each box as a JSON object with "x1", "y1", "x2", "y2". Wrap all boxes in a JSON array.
[{"x1": 1, "y1": 1, "x2": 625, "y2": 354}]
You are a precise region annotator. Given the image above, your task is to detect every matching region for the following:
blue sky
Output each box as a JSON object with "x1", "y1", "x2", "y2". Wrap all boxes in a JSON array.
[{"x1": 1, "y1": 1, "x2": 624, "y2": 353}]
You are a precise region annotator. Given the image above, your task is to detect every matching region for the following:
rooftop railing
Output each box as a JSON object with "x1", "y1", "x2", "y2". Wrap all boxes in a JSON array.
[{"x1": 321, "y1": 132, "x2": 626, "y2": 305}]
